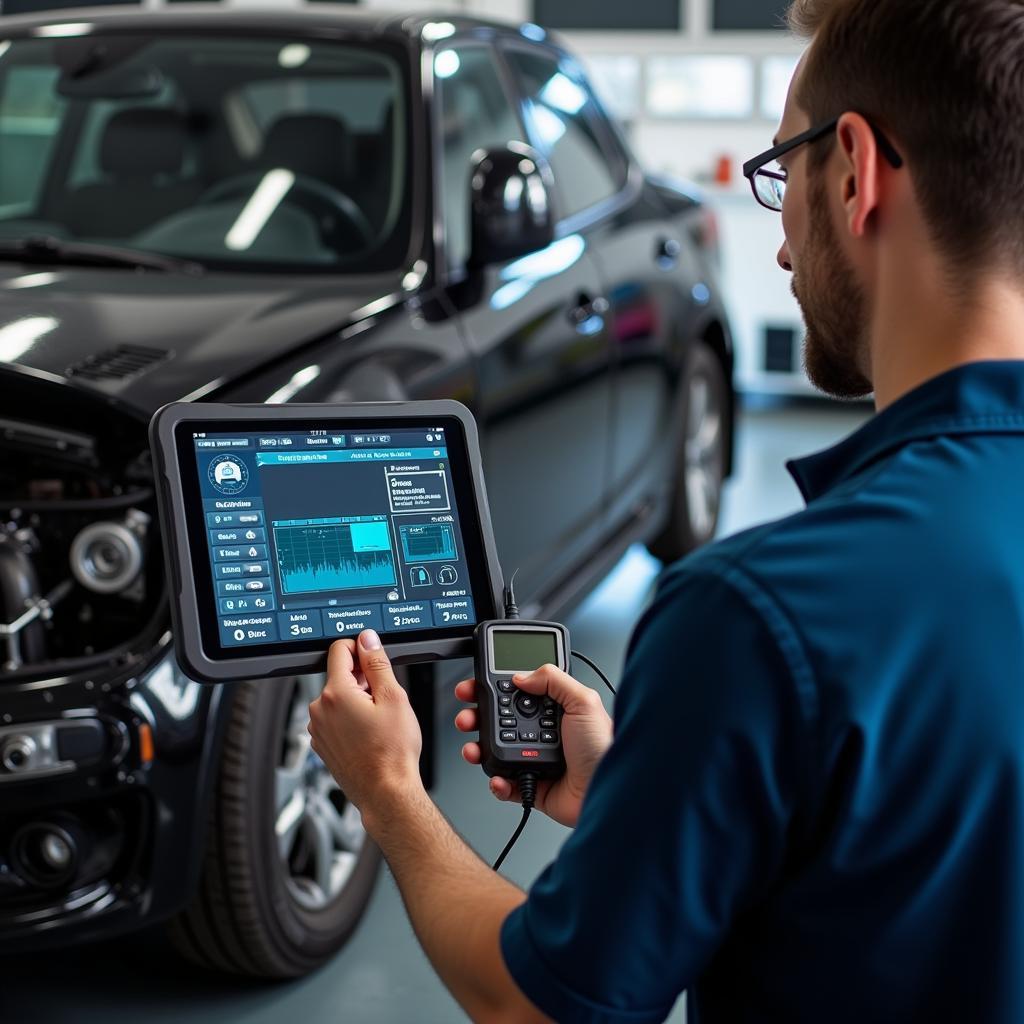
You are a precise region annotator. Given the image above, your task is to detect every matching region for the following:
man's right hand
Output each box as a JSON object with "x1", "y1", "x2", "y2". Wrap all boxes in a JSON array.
[{"x1": 454, "y1": 664, "x2": 614, "y2": 828}]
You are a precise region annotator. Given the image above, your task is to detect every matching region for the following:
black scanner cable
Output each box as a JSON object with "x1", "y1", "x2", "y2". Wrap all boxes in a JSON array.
[{"x1": 490, "y1": 576, "x2": 616, "y2": 871}]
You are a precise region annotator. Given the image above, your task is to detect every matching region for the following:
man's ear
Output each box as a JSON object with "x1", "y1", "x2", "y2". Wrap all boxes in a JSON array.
[{"x1": 835, "y1": 112, "x2": 882, "y2": 238}]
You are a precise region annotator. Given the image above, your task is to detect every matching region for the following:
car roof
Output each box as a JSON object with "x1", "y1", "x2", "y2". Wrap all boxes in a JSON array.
[{"x1": 0, "y1": 5, "x2": 554, "y2": 44}]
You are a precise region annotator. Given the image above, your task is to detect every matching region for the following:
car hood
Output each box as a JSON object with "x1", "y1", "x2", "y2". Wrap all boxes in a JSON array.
[{"x1": 0, "y1": 265, "x2": 402, "y2": 415}]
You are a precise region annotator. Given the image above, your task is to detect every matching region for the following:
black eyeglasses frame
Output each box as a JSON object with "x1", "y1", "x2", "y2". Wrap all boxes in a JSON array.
[{"x1": 742, "y1": 115, "x2": 904, "y2": 211}]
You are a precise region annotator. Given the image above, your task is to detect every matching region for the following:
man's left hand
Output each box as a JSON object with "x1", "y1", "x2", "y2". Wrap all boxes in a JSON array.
[{"x1": 308, "y1": 630, "x2": 424, "y2": 828}]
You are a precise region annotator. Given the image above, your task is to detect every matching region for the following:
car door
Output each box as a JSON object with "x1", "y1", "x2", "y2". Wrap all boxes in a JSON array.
[
  {"x1": 433, "y1": 41, "x2": 614, "y2": 609},
  {"x1": 502, "y1": 46, "x2": 694, "y2": 539}
]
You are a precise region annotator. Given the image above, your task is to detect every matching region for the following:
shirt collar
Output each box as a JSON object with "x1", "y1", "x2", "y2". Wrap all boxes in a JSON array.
[{"x1": 787, "y1": 360, "x2": 1024, "y2": 502}]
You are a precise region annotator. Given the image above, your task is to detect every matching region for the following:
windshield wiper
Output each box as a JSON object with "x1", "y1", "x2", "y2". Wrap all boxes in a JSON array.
[{"x1": 0, "y1": 235, "x2": 204, "y2": 275}]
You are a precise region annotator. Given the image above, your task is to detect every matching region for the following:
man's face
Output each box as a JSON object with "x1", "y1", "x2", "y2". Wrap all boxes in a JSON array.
[{"x1": 777, "y1": 64, "x2": 873, "y2": 399}]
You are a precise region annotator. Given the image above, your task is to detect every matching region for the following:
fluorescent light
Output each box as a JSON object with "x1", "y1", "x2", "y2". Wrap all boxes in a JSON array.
[
  {"x1": 0, "y1": 316, "x2": 58, "y2": 363},
  {"x1": 490, "y1": 278, "x2": 535, "y2": 311},
  {"x1": 434, "y1": 50, "x2": 461, "y2": 80},
  {"x1": 34, "y1": 23, "x2": 93, "y2": 38},
  {"x1": 540, "y1": 73, "x2": 588, "y2": 116},
  {"x1": 422, "y1": 21, "x2": 456, "y2": 42},
  {"x1": 502, "y1": 175, "x2": 524, "y2": 212},
  {"x1": 265, "y1": 365, "x2": 321, "y2": 405},
  {"x1": 530, "y1": 104, "x2": 566, "y2": 147},
  {"x1": 501, "y1": 235, "x2": 585, "y2": 282},
  {"x1": 0, "y1": 42, "x2": 11, "y2": 61},
  {"x1": 4, "y1": 272, "x2": 58, "y2": 290},
  {"x1": 279, "y1": 44, "x2": 311, "y2": 70},
  {"x1": 225, "y1": 169, "x2": 295, "y2": 251}
]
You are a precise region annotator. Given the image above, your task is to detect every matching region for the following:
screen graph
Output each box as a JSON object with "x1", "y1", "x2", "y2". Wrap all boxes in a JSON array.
[
  {"x1": 275, "y1": 520, "x2": 397, "y2": 594},
  {"x1": 399, "y1": 523, "x2": 457, "y2": 562}
]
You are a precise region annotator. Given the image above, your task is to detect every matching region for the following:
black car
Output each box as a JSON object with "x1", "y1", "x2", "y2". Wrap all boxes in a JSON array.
[{"x1": 0, "y1": 7, "x2": 734, "y2": 977}]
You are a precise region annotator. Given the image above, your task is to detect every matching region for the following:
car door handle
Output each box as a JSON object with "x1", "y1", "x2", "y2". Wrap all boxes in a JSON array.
[
  {"x1": 655, "y1": 237, "x2": 681, "y2": 268},
  {"x1": 568, "y1": 293, "x2": 609, "y2": 327}
]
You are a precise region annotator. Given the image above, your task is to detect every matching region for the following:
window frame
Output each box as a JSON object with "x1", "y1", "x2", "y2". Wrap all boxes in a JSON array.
[
  {"x1": 429, "y1": 36, "x2": 533, "y2": 278},
  {"x1": 495, "y1": 37, "x2": 642, "y2": 238}
]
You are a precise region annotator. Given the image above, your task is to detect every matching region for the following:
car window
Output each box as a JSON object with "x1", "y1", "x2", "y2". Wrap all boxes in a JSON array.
[
  {"x1": 504, "y1": 49, "x2": 627, "y2": 220},
  {"x1": 433, "y1": 44, "x2": 526, "y2": 270},
  {"x1": 0, "y1": 65, "x2": 64, "y2": 215},
  {"x1": 0, "y1": 36, "x2": 411, "y2": 274}
]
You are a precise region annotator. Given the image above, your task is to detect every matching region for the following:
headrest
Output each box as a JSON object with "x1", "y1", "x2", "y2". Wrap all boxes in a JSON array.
[
  {"x1": 261, "y1": 114, "x2": 354, "y2": 189},
  {"x1": 101, "y1": 108, "x2": 188, "y2": 178}
]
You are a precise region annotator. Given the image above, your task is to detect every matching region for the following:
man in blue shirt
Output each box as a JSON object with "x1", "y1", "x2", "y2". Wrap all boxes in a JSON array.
[{"x1": 308, "y1": 0, "x2": 1024, "y2": 1020}]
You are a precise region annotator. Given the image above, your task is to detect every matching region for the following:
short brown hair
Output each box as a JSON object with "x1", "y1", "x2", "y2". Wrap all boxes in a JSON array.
[{"x1": 788, "y1": 0, "x2": 1024, "y2": 275}]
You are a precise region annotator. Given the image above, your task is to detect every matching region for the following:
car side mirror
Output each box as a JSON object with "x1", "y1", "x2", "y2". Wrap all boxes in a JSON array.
[{"x1": 468, "y1": 142, "x2": 556, "y2": 269}]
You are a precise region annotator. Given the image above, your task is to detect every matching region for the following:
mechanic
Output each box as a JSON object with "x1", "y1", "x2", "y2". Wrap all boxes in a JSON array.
[{"x1": 308, "y1": 1, "x2": 1024, "y2": 1020}]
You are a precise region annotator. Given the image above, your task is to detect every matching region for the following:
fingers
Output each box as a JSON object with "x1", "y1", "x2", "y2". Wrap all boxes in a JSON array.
[
  {"x1": 355, "y1": 630, "x2": 404, "y2": 701},
  {"x1": 512, "y1": 663, "x2": 602, "y2": 714},
  {"x1": 454, "y1": 678, "x2": 478, "y2": 703},
  {"x1": 489, "y1": 777, "x2": 516, "y2": 802},
  {"x1": 461, "y1": 741, "x2": 482, "y2": 764},
  {"x1": 454, "y1": 708, "x2": 478, "y2": 732},
  {"x1": 325, "y1": 639, "x2": 359, "y2": 689}
]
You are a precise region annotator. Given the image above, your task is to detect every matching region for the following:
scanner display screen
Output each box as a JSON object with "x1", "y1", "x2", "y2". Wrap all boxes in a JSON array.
[
  {"x1": 184, "y1": 423, "x2": 481, "y2": 653},
  {"x1": 491, "y1": 630, "x2": 559, "y2": 673}
]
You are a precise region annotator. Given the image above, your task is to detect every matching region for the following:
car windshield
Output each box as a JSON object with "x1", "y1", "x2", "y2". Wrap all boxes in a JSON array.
[{"x1": 0, "y1": 33, "x2": 411, "y2": 273}]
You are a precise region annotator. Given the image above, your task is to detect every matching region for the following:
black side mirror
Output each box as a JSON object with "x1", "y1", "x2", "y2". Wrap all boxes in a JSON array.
[{"x1": 468, "y1": 142, "x2": 556, "y2": 268}]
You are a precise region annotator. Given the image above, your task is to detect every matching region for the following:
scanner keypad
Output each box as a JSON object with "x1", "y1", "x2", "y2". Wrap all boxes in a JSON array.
[{"x1": 496, "y1": 680, "x2": 560, "y2": 747}]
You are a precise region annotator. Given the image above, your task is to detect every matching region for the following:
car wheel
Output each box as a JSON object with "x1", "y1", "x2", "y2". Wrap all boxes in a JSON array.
[
  {"x1": 647, "y1": 338, "x2": 728, "y2": 564},
  {"x1": 167, "y1": 675, "x2": 382, "y2": 978}
]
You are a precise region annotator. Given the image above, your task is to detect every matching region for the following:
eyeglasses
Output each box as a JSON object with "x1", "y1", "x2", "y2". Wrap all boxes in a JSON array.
[{"x1": 742, "y1": 116, "x2": 904, "y2": 212}]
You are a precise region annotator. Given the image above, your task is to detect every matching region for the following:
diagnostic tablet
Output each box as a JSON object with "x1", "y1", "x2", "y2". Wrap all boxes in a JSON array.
[{"x1": 150, "y1": 401, "x2": 503, "y2": 683}]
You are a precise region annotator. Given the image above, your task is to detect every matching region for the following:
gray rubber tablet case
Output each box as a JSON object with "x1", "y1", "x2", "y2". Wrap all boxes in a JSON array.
[{"x1": 150, "y1": 401, "x2": 504, "y2": 684}]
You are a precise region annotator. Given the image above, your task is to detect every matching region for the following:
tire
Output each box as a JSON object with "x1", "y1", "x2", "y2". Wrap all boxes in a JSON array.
[
  {"x1": 647, "y1": 338, "x2": 729, "y2": 564},
  {"x1": 167, "y1": 675, "x2": 382, "y2": 978}
]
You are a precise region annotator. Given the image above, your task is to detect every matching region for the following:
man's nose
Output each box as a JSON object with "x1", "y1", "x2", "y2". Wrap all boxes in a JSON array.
[{"x1": 777, "y1": 239, "x2": 793, "y2": 273}]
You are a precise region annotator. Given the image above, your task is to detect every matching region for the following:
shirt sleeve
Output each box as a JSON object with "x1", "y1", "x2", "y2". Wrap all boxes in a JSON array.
[{"x1": 500, "y1": 557, "x2": 818, "y2": 1024}]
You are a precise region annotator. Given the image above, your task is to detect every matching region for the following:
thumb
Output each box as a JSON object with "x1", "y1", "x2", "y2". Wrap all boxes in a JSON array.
[
  {"x1": 512, "y1": 663, "x2": 598, "y2": 714},
  {"x1": 356, "y1": 629, "x2": 404, "y2": 701}
]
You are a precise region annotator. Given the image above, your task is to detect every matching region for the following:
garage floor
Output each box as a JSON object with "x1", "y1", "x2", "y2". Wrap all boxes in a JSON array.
[{"x1": 2, "y1": 400, "x2": 871, "y2": 1024}]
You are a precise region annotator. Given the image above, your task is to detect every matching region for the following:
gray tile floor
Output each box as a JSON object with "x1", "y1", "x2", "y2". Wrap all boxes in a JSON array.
[{"x1": 2, "y1": 401, "x2": 871, "y2": 1024}]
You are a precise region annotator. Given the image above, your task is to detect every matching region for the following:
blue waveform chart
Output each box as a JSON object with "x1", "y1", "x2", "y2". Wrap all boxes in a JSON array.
[
  {"x1": 399, "y1": 522, "x2": 457, "y2": 562},
  {"x1": 275, "y1": 521, "x2": 397, "y2": 595}
]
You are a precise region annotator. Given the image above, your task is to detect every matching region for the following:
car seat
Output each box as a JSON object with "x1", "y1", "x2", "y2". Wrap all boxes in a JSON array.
[{"x1": 55, "y1": 107, "x2": 203, "y2": 239}]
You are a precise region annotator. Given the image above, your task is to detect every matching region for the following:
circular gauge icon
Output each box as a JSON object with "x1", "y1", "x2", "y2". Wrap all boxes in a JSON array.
[{"x1": 209, "y1": 455, "x2": 249, "y2": 495}]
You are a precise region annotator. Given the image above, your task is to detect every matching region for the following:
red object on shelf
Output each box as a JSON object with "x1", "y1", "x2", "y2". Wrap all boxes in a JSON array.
[{"x1": 714, "y1": 154, "x2": 733, "y2": 186}]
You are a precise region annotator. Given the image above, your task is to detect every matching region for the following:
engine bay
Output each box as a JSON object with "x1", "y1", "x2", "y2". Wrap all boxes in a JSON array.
[{"x1": 0, "y1": 384, "x2": 166, "y2": 681}]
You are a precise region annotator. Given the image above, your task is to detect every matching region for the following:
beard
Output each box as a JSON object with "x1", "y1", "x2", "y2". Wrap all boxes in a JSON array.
[{"x1": 791, "y1": 175, "x2": 873, "y2": 399}]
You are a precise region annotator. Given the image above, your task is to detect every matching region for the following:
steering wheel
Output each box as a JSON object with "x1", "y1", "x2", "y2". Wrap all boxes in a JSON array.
[{"x1": 198, "y1": 171, "x2": 374, "y2": 249}]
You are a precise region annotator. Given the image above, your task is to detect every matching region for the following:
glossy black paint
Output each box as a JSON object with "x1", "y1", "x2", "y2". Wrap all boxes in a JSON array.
[
  {"x1": 0, "y1": 7, "x2": 734, "y2": 954},
  {"x1": 469, "y1": 143, "x2": 556, "y2": 268}
]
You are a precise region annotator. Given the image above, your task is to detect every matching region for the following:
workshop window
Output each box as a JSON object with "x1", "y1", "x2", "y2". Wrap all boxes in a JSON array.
[
  {"x1": 713, "y1": 0, "x2": 790, "y2": 31},
  {"x1": 533, "y1": 0, "x2": 682, "y2": 32}
]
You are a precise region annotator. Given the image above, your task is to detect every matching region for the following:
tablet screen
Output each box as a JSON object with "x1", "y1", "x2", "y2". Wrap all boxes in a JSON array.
[{"x1": 175, "y1": 417, "x2": 492, "y2": 659}]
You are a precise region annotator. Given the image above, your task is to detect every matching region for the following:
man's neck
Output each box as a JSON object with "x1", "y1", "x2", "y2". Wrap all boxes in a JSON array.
[{"x1": 869, "y1": 260, "x2": 1024, "y2": 411}]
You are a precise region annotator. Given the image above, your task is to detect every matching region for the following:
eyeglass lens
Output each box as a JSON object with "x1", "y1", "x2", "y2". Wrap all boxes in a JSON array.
[{"x1": 754, "y1": 171, "x2": 785, "y2": 210}]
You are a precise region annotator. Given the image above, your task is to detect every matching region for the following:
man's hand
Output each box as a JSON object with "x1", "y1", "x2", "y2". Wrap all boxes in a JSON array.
[
  {"x1": 309, "y1": 632, "x2": 552, "y2": 1024},
  {"x1": 307, "y1": 630, "x2": 424, "y2": 830},
  {"x1": 455, "y1": 664, "x2": 614, "y2": 828}
]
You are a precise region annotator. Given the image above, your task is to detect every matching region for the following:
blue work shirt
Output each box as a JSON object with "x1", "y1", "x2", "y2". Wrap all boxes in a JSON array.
[{"x1": 501, "y1": 361, "x2": 1024, "y2": 1023}]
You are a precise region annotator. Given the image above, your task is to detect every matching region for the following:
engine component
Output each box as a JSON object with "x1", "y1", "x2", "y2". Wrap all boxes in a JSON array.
[
  {"x1": 69, "y1": 510, "x2": 149, "y2": 595},
  {"x1": 0, "y1": 723, "x2": 74, "y2": 780},
  {"x1": 2, "y1": 734, "x2": 37, "y2": 773},
  {"x1": 0, "y1": 529, "x2": 46, "y2": 664}
]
